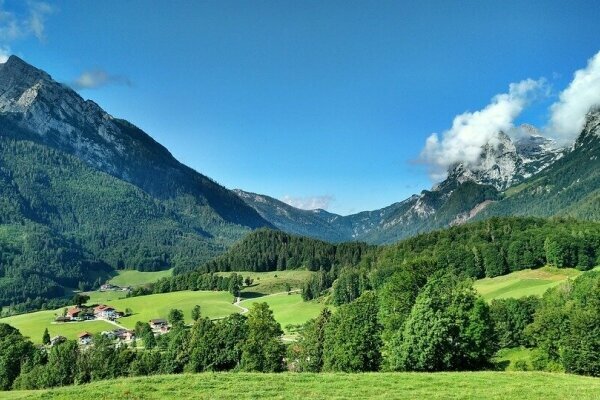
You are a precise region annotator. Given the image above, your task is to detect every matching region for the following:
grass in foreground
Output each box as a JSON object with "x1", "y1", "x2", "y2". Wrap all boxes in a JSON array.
[
  {"x1": 108, "y1": 269, "x2": 173, "y2": 287},
  {"x1": 3, "y1": 372, "x2": 599, "y2": 400},
  {"x1": 473, "y1": 266, "x2": 583, "y2": 301}
]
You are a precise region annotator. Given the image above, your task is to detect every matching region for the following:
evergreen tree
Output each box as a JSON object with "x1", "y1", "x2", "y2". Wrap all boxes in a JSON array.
[
  {"x1": 42, "y1": 328, "x2": 51, "y2": 345},
  {"x1": 295, "y1": 308, "x2": 332, "y2": 372}
]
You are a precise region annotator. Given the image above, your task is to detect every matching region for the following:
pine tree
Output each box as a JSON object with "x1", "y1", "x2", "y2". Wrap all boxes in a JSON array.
[{"x1": 42, "y1": 328, "x2": 51, "y2": 345}]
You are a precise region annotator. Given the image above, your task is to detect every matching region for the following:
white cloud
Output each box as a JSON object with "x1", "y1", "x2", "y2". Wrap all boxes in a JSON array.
[
  {"x1": 72, "y1": 69, "x2": 132, "y2": 90},
  {"x1": 0, "y1": 45, "x2": 10, "y2": 63},
  {"x1": 419, "y1": 78, "x2": 546, "y2": 181},
  {"x1": 0, "y1": 1, "x2": 53, "y2": 42},
  {"x1": 27, "y1": 1, "x2": 53, "y2": 41},
  {"x1": 281, "y1": 195, "x2": 334, "y2": 210},
  {"x1": 546, "y1": 51, "x2": 600, "y2": 143}
]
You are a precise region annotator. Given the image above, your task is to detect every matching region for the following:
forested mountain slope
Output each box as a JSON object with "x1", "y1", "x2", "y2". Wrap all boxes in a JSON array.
[
  {"x1": 0, "y1": 56, "x2": 268, "y2": 231},
  {"x1": 0, "y1": 56, "x2": 276, "y2": 307}
]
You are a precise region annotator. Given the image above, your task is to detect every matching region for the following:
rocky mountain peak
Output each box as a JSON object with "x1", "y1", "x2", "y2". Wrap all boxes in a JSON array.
[
  {"x1": 575, "y1": 107, "x2": 600, "y2": 148},
  {"x1": 437, "y1": 126, "x2": 564, "y2": 192}
]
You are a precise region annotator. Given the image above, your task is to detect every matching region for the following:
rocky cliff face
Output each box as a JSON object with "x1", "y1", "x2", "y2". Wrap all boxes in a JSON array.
[
  {"x1": 438, "y1": 127, "x2": 564, "y2": 192},
  {"x1": 0, "y1": 55, "x2": 269, "y2": 229}
]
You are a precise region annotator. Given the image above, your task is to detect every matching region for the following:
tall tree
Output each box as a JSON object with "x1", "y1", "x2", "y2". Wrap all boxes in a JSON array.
[
  {"x1": 42, "y1": 328, "x2": 51, "y2": 345},
  {"x1": 388, "y1": 274, "x2": 496, "y2": 371},
  {"x1": 241, "y1": 302, "x2": 285, "y2": 372},
  {"x1": 322, "y1": 292, "x2": 382, "y2": 372}
]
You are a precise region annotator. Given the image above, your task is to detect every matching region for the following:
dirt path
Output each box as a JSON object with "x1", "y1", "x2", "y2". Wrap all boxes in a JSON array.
[
  {"x1": 99, "y1": 318, "x2": 129, "y2": 330},
  {"x1": 233, "y1": 296, "x2": 249, "y2": 314}
]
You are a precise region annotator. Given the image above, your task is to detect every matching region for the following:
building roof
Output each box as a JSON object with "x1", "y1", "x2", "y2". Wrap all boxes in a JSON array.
[
  {"x1": 149, "y1": 318, "x2": 167, "y2": 324},
  {"x1": 78, "y1": 332, "x2": 92, "y2": 338},
  {"x1": 66, "y1": 307, "x2": 81, "y2": 316},
  {"x1": 94, "y1": 304, "x2": 115, "y2": 313}
]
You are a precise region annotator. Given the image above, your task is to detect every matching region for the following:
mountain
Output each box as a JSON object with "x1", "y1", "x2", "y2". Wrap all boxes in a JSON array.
[
  {"x1": 233, "y1": 190, "x2": 352, "y2": 242},
  {"x1": 0, "y1": 56, "x2": 268, "y2": 229},
  {"x1": 435, "y1": 127, "x2": 564, "y2": 192},
  {"x1": 0, "y1": 56, "x2": 272, "y2": 307},
  {"x1": 478, "y1": 108, "x2": 600, "y2": 221},
  {"x1": 237, "y1": 125, "x2": 568, "y2": 244}
]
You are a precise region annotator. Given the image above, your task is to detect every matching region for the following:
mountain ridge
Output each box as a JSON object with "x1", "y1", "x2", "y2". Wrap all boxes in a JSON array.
[
  {"x1": 236, "y1": 121, "x2": 591, "y2": 244},
  {"x1": 0, "y1": 55, "x2": 269, "y2": 229}
]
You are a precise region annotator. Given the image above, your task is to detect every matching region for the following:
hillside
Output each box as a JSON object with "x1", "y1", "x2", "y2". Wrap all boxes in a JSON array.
[
  {"x1": 0, "y1": 57, "x2": 273, "y2": 306},
  {"x1": 191, "y1": 228, "x2": 373, "y2": 274},
  {"x1": 0, "y1": 56, "x2": 267, "y2": 231},
  {"x1": 473, "y1": 266, "x2": 585, "y2": 301},
  {"x1": 480, "y1": 108, "x2": 600, "y2": 221},
  {"x1": 3, "y1": 372, "x2": 599, "y2": 400}
]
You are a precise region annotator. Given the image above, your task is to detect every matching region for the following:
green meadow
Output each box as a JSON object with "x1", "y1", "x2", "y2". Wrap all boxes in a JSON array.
[
  {"x1": 0, "y1": 309, "x2": 116, "y2": 343},
  {"x1": 3, "y1": 372, "x2": 599, "y2": 400},
  {"x1": 241, "y1": 292, "x2": 329, "y2": 331},
  {"x1": 219, "y1": 270, "x2": 315, "y2": 295},
  {"x1": 473, "y1": 266, "x2": 585, "y2": 301},
  {"x1": 108, "y1": 269, "x2": 174, "y2": 287},
  {"x1": 0, "y1": 291, "x2": 239, "y2": 343}
]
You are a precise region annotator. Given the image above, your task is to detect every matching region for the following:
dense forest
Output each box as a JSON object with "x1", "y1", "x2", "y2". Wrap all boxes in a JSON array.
[
  {"x1": 149, "y1": 217, "x2": 600, "y2": 304},
  {"x1": 184, "y1": 229, "x2": 374, "y2": 274},
  {"x1": 0, "y1": 137, "x2": 260, "y2": 307}
]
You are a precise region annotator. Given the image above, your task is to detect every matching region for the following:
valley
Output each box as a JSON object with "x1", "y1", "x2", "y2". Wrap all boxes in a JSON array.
[
  {"x1": 0, "y1": 269, "x2": 322, "y2": 343},
  {"x1": 0, "y1": 33, "x2": 598, "y2": 398}
]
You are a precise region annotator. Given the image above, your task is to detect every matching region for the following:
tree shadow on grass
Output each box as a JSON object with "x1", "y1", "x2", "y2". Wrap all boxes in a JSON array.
[{"x1": 239, "y1": 291, "x2": 267, "y2": 300}]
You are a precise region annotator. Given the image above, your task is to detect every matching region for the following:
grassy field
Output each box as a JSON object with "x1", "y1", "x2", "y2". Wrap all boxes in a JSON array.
[
  {"x1": 218, "y1": 270, "x2": 315, "y2": 296},
  {"x1": 2, "y1": 372, "x2": 599, "y2": 399},
  {"x1": 114, "y1": 291, "x2": 238, "y2": 328},
  {"x1": 473, "y1": 266, "x2": 583, "y2": 301},
  {"x1": 494, "y1": 347, "x2": 535, "y2": 371},
  {"x1": 108, "y1": 269, "x2": 173, "y2": 287},
  {"x1": 241, "y1": 292, "x2": 329, "y2": 331},
  {"x1": 0, "y1": 291, "x2": 239, "y2": 343},
  {"x1": 0, "y1": 308, "x2": 116, "y2": 342}
]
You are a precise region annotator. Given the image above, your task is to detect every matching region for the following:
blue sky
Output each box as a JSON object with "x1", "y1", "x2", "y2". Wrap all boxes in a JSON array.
[{"x1": 2, "y1": 1, "x2": 600, "y2": 214}]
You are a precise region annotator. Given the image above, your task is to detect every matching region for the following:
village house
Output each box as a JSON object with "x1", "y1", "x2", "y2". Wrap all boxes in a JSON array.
[
  {"x1": 78, "y1": 332, "x2": 93, "y2": 345},
  {"x1": 66, "y1": 307, "x2": 82, "y2": 321},
  {"x1": 54, "y1": 316, "x2": 70, "y2": 323},
  {"x1": 94, "y1": 304, "x2": 117, "y2": 320},
  {"x1": 100, "y1": 283, "x2": 119, "y2": 291},
  {"x1": 113, "y1": 328, "x2": 136, "y2": 341},
  {"x1": 149, "y1": 318, "x2": 168, "y2": 331}
]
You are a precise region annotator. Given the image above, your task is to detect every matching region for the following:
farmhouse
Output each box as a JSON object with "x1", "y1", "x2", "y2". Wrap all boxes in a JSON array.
[
  {"x1": 100, "y1": 283, "x2": 119, "y2": 291},
  {"x1": 114, "y1": 329, "x2": 136, "y2": 341},
  {"x1": 149, "y1": 318, "x2": 168, "y2": 330},
  {"x1": 94, "y1": 304, "x2": 117, "y2": 320},
  {"x1": 66, "y1": 307, "x2": 82, "y2": 321},
  {"x1": 78, "y1": 332, "x2": 93, "y2": 345}
]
